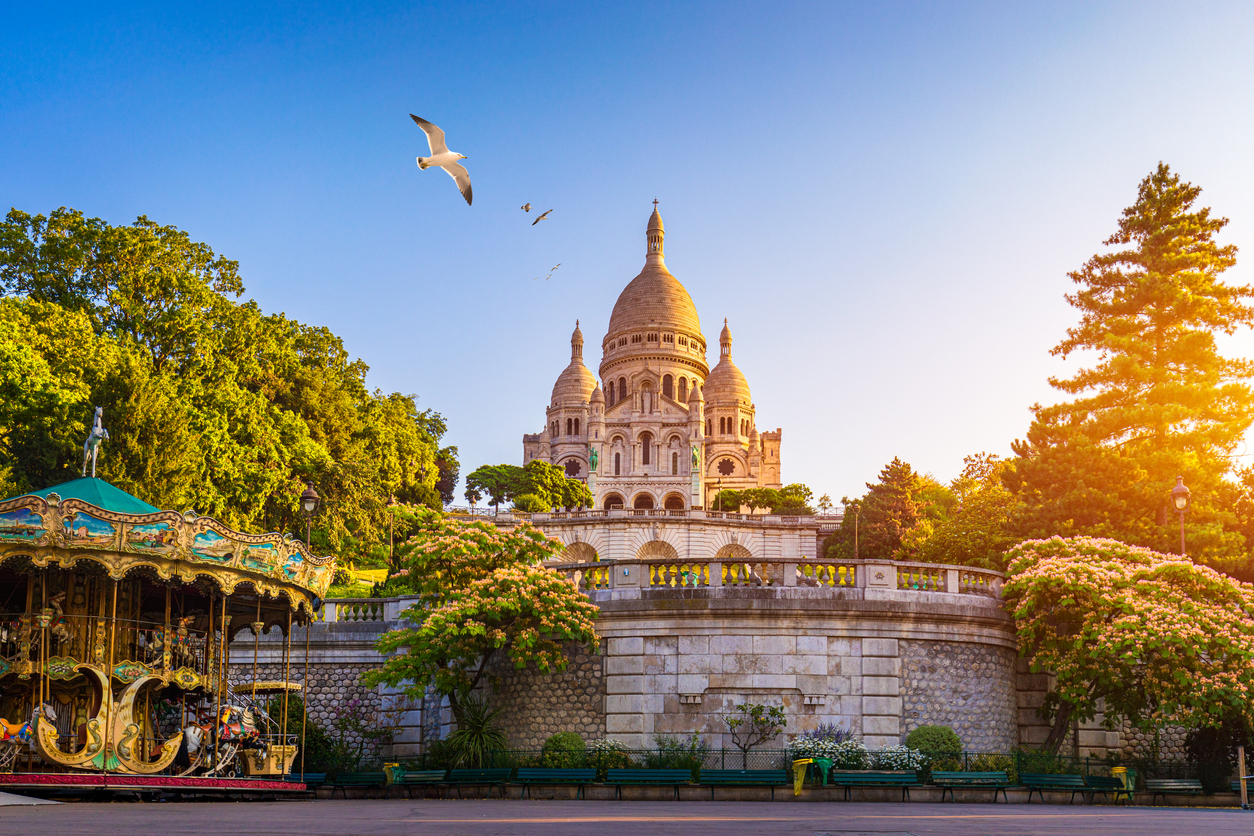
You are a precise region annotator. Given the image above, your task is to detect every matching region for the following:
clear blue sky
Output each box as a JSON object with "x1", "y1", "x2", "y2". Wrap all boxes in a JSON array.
[{"x1": 4, "y1": 2, "x2": 1253, "y2": 503}]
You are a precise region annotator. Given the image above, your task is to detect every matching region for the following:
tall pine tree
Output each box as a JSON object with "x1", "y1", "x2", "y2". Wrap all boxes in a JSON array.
[{"x1": 1007, "y1": 163, "x2": 1254, "y2": 569}]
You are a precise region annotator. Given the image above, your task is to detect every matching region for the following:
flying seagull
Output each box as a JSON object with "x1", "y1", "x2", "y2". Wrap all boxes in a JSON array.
[
  {"x1": 531, "y1": 209, "x2": 553, "y2": 226},
  {"x1": 532, "y1": 263, "x2": 561, "y2": 281},
  {"x1": 521, "y1": 203, "x2": 531, "y2": 212},
  {"x1": 410, "y1": 114, "x2": 472, "y2": 206}
]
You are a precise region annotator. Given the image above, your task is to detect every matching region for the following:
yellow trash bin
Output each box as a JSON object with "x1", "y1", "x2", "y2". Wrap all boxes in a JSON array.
[
  {"x1": 793, "y1": 759, "x2": 813, "y2": 796},
  {"x1": 1111, "y1": 766, "x2": 1133, "y2": 802}
]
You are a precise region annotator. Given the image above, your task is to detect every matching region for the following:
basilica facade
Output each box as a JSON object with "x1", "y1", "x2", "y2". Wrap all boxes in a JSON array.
[{"x1": 522, "y1": 205, "x2": 783, "y2": 510}]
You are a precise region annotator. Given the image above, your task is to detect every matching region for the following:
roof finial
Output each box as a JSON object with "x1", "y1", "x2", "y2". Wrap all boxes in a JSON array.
[
  {"x1": 646, "y1": 201, "x2": 665, "y2": 260},
  {"x1": 653, "y1": 198, "x2": 658, "y2": 208}
]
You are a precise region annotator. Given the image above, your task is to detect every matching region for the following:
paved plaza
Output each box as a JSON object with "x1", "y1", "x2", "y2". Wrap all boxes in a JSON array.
[{"x1": 0, "y1": 800, "x2": 1248, "y2": 836}]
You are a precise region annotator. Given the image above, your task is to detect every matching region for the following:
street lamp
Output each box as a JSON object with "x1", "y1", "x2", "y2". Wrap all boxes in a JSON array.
[
  {"x1": 387, "y1": 494, "x2": 400, "y2": 568},
  {"x1": 1171, "y1": 476, "x2": 1190, "y2": 556},
  {"x1": 300, "y1": 482, "x2": 320, "y2": 549}
]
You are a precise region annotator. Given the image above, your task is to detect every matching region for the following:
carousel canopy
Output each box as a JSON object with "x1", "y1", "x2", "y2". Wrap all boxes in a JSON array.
[{"x1": 19, "y1": 477, "x2": 160, "y2": 515}]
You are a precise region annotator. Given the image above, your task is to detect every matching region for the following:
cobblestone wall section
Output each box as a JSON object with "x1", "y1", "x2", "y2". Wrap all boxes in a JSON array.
[
  {"x1": 1120, "y1": 720, "x2": 1188, "y2": 760},
  {"x1": 900, "y1": 639, "x2": 1018, "y2": 752},
  {"x1": 482, "y1": 644, "x2": 605, "y2": 748},
  {"x1": 228, "y1": 661, "x2": 385, "y2": 760}
]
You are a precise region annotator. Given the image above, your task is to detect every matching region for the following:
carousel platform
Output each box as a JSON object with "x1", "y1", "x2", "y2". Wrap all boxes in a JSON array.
[{"x1": 0, "y1": 772, "x2": 305, "y2": 797}]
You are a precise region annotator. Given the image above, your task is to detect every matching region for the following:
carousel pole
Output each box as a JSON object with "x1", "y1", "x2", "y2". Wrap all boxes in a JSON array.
[
  {"x1": 25, "y1": 573, "x2": 34, "y2": 772},
  {"x1": 281, "y1": 607, "x2": 292, "y2": 777},
  {"x1": 104, "y1": 577, "x2": 118, "y2": 772},
  {"x1": 213, "y1": 592, "x2": 227, "y2": 771},
  {"x1": 252, "y1": 597, "x2": 261, "y2": 703},
  {"x1": 300, "y1": 608, "x2": 309, "y2": 779}
]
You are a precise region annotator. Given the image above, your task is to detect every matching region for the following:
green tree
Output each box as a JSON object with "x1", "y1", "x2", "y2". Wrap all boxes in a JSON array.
[
  {"x1": 826, "y1": 457, "x2": 928, "y2": 560},
  {"x1": 915, "y1": 453, "x2": 1016, "y2": 569},
  {"x1": 1008, "y1": 164, "x2": 1253, "y2": 571},
  {"x1": 364, "y1": 510, "x2": 599, "y2": 724}
]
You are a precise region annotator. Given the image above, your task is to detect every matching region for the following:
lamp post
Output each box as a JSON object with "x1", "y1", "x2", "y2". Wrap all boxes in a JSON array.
[
  {"x1": 300, "y1": 482, "x2": 320, "y2": 550},
  {"x1": 1171, "y1": 476, "x2": 1190, "y2": 556},
  {"x1": 387, "y1": 494, "x2": 399, "y2": 569}
]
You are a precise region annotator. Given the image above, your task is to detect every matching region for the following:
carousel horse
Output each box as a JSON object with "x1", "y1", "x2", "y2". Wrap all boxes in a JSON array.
[
  {"x1": 0, "y1": 704, "x2": 56, "y2": 771},
  {"x1": 47, "y1": 592, "x2": 73, "y2": 651},
  {"x1": 144, "y1": 616, "x2": 196, "y2": 668},
  {"x1": 179, "y1": 704, "x2": 266, "y2": 776}
]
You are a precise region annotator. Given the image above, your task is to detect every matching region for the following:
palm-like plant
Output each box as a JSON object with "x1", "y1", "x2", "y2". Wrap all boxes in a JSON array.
[{"x1": 446, "y1": 694, "x2": 507, "y2": 768}]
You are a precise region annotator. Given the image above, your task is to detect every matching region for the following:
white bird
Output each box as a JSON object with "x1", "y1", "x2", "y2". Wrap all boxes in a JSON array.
[
  {"x1": 531, "y1": 209, "x2": 552, "y2": 226},
  {"x1": 521, "y1": 203, "x2": 531, "y2": 212},
  {"x1": 410, "y1": 114, "x2": 472, "y2": 206}
]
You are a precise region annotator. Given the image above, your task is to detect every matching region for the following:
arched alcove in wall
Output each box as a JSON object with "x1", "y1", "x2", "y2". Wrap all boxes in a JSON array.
[
  {"x1": 636, "y1": 540, "x2": 679, "y2": 561},
  {"x1": 602, "y1": 493, "x2": 625, "y2": 510},
  {"x1": 560, "y1": 541, "x2": 598, "y2": 563},
  {"x1": 714, "y1": 542, "x2": 754, "y2": 562},
  {"x1": 663, "y1": 493, "x2": 686, "y2": 510},
  {"x1": 632, "y1": 493, "x2": 655, "y2": 510}
]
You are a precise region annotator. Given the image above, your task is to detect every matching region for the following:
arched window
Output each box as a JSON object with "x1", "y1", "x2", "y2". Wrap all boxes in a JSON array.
[
  {"x1": 719, "y1": 417, "x2": 726, "y2": 434},
  {"x1": 671, "y1": 451, "x2": 679, "y2": 475},
  {"x1": 706, "y1": 419, "x2": 712, "y2": 436},
  {"x1": 574, "y1": 418, "x2": 580, "y2": 435},
  {"x1": 606, "y1": 383, "x2": 614, "y2": 406},
  {"x1": 566, "y1": 418, "x2": 572, "y2": 435},
  {"x1": 640, "y1": 432, "x2": 652, "y2": 465},
  {"x1": 551, "y1": 421, "x2": 558, "y2": 438},
  {"x1": 603, "y1": 492, "x2": 624, "y2": 510},
  {"x1": 678, "y1": 377, "x2": 688, "y2": 402},
  {"x1": 618, "y1": 378, "x2": 627, "y2": 403},
  {"x1": 664, "y1": 493, "x2": 685, "y2": 510},
  {"x1": 614, "y1": 452, "x2": 621, "y2": 476},
  {"x1": 633, "y1": 493, "x2": 655, "y2": 510},
  {"x1": 662, "y1": 374, "x2": 673, "y2": 400}
]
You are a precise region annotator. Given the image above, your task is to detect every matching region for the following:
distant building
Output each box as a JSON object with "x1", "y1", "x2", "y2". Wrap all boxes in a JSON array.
[{"x1": 522, "y1": 205, "x2": 783, "y2": 511}]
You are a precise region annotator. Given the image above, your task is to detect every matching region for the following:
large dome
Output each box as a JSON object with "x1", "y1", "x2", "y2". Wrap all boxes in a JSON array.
[{"x1": 605, "y1": 205, "x2": 702, "y2": 338}]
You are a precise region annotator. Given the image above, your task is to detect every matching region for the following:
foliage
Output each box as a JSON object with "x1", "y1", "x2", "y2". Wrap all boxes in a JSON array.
[
  {"x1": 970, "y1": 753, "x2": 1017, "y2": 783},
  {"x1": 445, "y1": 693, "x2": 508, "y2": 768},
  {"x1": 1185, "y1": 719, "x2": 1251, "y2": 793},
  {"x1": 825, "y1": 738, "x2": 869, "y2": 769},
  {"x1": 869, "y1": 745, "x2": 927, "y2": 771},
  {"x1": 904, "y1": 725, "x2": 961, "y2": 755},
  {"x1": 363, "y1": 509, "x2": 599, "y2": 725},
  {"x1": 1007, "y1": 164, "x2": 1254, "y2": 574},
  {"x1": 0, "y1": 207, "x2": 454, "y2": 561},
  {"x1": 266, "y1": 694, "x2": 344, "y2": 775},
  {"x1": 711, "y1": 484, "x2": 814, "y2": 514},
  {"x1": 789, "y1": 723, "x2": 855, "y2": 759},
  {"x1": 1003, "y1": 536, "x2": 1254, "y2": 753},
  {"x1": 645, "y1": 734, "x2": 711, "y2": 779},
  {"x1": 826, "y1": 458, "x2": 953, "y2": 560},
  {"x1": 540, "y1": 731, "x2": 586, "y2": 768},
  {"x1": 725, "y1": 703, "x2": 786, "y2": 763},
  {"x1": 586, "y1": 737, "x2": 634, "y2": 780},
  {"x1": 464, "y1": 461, "x2": 593, "y2": 512},
  {"x1": 914, "y1": 454, "x2": 1017, "y2": 570}
]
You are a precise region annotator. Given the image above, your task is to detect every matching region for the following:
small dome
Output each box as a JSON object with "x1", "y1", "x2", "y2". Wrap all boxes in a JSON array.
[
  {"x1": 552, "y1": 361, "x2": 596, "y2": 405},
  {"x1": 704, "y1": 358, "x2": 752, "y2": 406},
  {"x1": 590, "y1": 384, "x2": 605, "y2": 403},
  {"x1": 689, "y1": 382, "x2": 705, "y2": 404}
]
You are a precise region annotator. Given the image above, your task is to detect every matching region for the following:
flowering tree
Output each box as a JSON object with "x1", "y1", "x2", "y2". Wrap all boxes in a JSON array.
[
  {"x1": 1004, "y1": 536, "x2": 1254, "y2": 753},
  {"x1": 363, "y1": 510, "x2": 599, "y2": 724}
]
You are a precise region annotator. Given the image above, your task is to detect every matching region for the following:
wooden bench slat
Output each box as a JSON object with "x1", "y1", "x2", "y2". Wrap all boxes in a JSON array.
[{"x1": 1020, "y1": 772, "x2": 1088, "y2": 804}]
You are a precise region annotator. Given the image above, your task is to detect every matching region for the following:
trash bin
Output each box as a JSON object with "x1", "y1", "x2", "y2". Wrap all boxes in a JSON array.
[{"x1": 1111, "y1": 766, "x2": 1135, "y2": 802}]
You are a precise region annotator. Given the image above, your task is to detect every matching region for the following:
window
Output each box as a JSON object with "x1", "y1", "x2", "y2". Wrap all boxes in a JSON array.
[
  {"x1": 564, "y1": 459, "x2": 581, "y2": 477},
  {"x1": 618, "y1": 337, "x2": 627, "y2": 347},
  {"x1": 678, "y1": 377, "x2": 688, "y2": 402},
  {"x1": 706, "y1": 419, "x2": 712, "y2": 436},
  {"x1": 566, "y1": 418, "x2": 573, "y2": 435},
  {"x1": 618, "y1": 378, "x2": 627, "y2": 403},
  {"x1": 640, "y1": 432, "x2": 652, "y2": 465},
  {"x1": 719, "y1": 417, "x2": 726, "y2": 434},
  {"x1": 574, "y1": 418, "x2": 580, "y2": 435},
  {"x1": 672, "y1": 452, "x2": 679, "y2": 475},
  {"x1": 614, "y1": 452, "x2": 621, "y2": 476},
  {"x1": 646, "y1": 333, "x2": 658, "y2": 343},
  {"x1": 551, "y1": 421, "x2": 558, "y2": 439},
  {"x1": 718, "y1": 458, "x2": 736, "y2": 476},
  {"x1": 631, "y1": 334, "x2": 642, "y2": 344},
  {"x1": 633, "y1": 493, "x2": 655, "y2": 510},
  {"x1": 664, "y1": 493, "x2": 685, "y2": 510},
  {"x1": 606, "y1": 383, "x2": 614, "y2": 406},
  {"x1": 662, "y1": 374, "x2": 673, "y2": 400},
  {"x1": 663, "y1": 333, "x2": 673, "y2": 344}
]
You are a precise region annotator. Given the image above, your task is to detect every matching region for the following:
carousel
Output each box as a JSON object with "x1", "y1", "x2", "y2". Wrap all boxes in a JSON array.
[{"x1": 0, "y1": 411, "x2": 334, "y2": 793}]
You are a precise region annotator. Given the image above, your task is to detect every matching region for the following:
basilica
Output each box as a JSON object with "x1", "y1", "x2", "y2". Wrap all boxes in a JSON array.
[{"x1": 522, "y1": 205, "x2": 783, "y2": 510}]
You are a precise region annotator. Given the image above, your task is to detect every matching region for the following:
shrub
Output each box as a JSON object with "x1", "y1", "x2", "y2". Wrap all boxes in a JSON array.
[
  {"x1": 645, "y1": 734, "x2": 710, "y2": 780},
  {"x1": 906, "y1": 725, "x2": 961, "y2": 772},
  {"x1": 586, "y1": 738, "x2": 634, "y2": 780},
  {"x1": 541, "y1": 731, "x2": 586, "y2": 768},
  {"x1": 970, "y1": 753, "x2": 1017, "y2": 784},
  {"x1": 446, "y1": 694, "x2": 507, "y2": 768},
  {"x1": 789, "y1": 723, "x2": 856, "y2": 760},
  {"x1": 826, "y1": 738, "x2": 869, "y2": 770},
  {"x1": 512, "y1": 493, "x2": 549, "y2": 513},
  {"x1": 870, "y1": 745, "x2": 927, "y2": 771}
]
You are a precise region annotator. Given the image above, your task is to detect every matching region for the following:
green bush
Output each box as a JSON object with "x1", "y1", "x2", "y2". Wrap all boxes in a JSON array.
[
  {"x1": 645, "y1": 734, "x2": 710, "y2": 780},
  {"x1": 587, "y1": 738, "x2": 634, "y2": 780},
  {"x1": 446, "y1": 694, "x2": 507, "y2": 768},
  {"x1": 267, "y1": 694, "x2": 350, "y2": 775},
  {"x1": 970, "y1": 753, "x2": 1017, "y2": 784},
  {"x1": 541, "y1": 732, "x2": 586, "y2": 768},
  {"x1": 905, "y1": 725, "x2": 961, "y2": 754},
  {"x1": 512, "y1": 493, "x2": 549, "y2": 513}
]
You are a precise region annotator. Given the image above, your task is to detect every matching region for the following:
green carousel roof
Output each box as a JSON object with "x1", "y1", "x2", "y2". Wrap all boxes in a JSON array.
[{"x1": 20, "y1": 477, "x2": 160, "y2": 515}]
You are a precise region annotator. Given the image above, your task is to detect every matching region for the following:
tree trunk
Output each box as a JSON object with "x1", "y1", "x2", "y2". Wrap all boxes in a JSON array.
[{"x1": 1042, "y1": 703, "x2": 1074, "y2": 755}]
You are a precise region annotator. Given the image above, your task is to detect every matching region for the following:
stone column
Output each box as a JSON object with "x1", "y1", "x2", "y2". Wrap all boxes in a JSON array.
[
  {"x1": 861, "y1": 638, "x2": 902, "y2": 749},
  {"x1": 604, "y1": 637, "x2": 646, "y2": 747}
]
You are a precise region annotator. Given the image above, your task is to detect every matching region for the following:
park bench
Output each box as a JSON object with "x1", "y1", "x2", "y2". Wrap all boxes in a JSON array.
[
  {"x1": 1020, "y1": 773, "x2": 1087, "y2": 804},
  {"x1": 698, "y1": 769, "x2": 789, "y2": 800},
  {"x1": 604, "y1": 768, "x2": 693, "y2": 800},
  {"x1": 827, "y1": 770, "x2": 919, "y2": 802},
  {"x1": 514, "y1": 768, "x2": 598, "y2": 799},
  {"x1": 390, "y1": 768, "x2": 449, "y2": 799},
  {"x1": 282, "y1": 772, "x2": 326, "y2": 789},
  {"x1": 329, "y1": 771, "x2": 387, "y2": 798},
  {"x1": 929, "y1": 770, "x2": 1012, "y2": 803},
  {"x1": 1084, "y1": 775, "x2": 1132, "y2": 803},
  {"x1": 1145, "y1": 778, "x2": 1203, "y2": 805},
  {"x1": 446, "y1": 768, "x2": 513, "y2": 798},
  {"x1": 1231, "y1": 776, "x2": 1250, "y2": 795}
]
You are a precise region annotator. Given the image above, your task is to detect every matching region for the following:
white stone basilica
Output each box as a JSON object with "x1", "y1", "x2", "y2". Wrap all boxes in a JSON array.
[{"x1": 522, "y1": 205, "x2": 783, "y2": 510}]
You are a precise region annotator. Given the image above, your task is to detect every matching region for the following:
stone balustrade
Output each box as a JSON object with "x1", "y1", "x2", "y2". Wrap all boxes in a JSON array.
[{"x1": 557, "y1": 556, "x2": 1003, "y2": 601}]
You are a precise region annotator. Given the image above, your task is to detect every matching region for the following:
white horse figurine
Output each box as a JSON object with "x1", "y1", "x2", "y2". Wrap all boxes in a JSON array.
[{"x1": 81, "y1": 406, "x2": 109, "y2": 478}]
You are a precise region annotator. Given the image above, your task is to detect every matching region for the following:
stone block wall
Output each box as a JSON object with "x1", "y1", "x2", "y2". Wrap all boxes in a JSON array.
[
  {"x1": 900, "y1": 639, "x2": 1017, "y2": 752},
  {"x1": 483, "y1": 643, "x2": 606, "y2": 747}
]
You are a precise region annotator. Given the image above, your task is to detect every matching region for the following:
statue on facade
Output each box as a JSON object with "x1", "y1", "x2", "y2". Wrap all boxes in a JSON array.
[
  {"x1": 589, "y1": 445, "x2": 598, "y2": 471},
  {"x1": 81, "y1": 407, "x2": 109, "y2": 478},
  {"x1": 691, "y1": 444, "x2": 700, "y2": 469}
]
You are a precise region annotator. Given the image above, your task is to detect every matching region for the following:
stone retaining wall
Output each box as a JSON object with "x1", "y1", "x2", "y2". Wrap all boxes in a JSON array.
[
  {"x1": 484, "y1": 643, "x2": 606, "y2": 747},
  {"x1": 900, "y1": 639, "x2": 1017, "y2": 751}
]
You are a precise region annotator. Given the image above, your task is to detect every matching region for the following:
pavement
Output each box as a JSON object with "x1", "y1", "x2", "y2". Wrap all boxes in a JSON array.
[
  {"x1": 0, "y1": 800, "x2": 1249, "y2": 836},
  {"x1": 0, "y1": 790, "x2": 57, "y2": 806}
]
